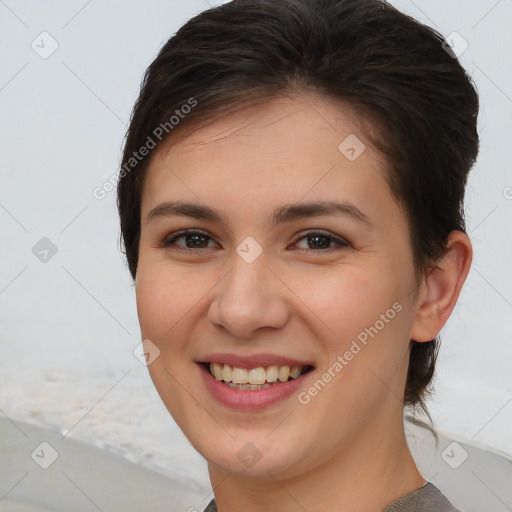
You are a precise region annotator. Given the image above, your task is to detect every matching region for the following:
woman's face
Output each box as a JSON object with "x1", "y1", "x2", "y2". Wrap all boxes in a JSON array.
[{"x1": 136, "y1": 94, "x2": 423, "y2": 479}]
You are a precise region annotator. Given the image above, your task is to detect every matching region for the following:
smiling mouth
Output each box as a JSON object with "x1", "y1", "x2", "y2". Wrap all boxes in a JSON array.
[{"x1": 202, "y1": 362, "x2": 314, "y2": 390}]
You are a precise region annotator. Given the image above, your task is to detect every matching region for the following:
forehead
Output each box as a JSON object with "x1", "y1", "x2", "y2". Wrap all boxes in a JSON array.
[{"x1": 141, "y1": 94, "x2": 401, "y2": 229}]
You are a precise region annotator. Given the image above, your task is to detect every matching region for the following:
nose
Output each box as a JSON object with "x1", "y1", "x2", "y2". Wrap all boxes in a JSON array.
[{"x1": 207, "y1": 248, "x2": 290, "y2": 339}]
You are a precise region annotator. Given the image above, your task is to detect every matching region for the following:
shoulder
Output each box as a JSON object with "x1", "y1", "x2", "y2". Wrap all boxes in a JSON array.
[
  {"x1": 202, "y1": 498, "x2": 218, "y2": 512},
  {"x1": 382, "y1": 482, "x2": 462, "y2": 512},
  {"x1": 202, "y1": 483, "x2": 461, "y2": 512}
]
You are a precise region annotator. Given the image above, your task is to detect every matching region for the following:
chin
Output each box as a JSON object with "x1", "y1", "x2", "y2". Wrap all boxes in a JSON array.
[{"x1": 193, "y1": 430, "x2": 309, "y2": 480}]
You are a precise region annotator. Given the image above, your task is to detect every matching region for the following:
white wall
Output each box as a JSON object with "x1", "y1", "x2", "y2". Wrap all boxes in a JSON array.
[{"x1": 1, "y1": 0, "x2": 511, "y2": 494}]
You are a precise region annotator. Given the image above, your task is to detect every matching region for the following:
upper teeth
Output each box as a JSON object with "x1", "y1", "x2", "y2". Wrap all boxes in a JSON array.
[{"x1": 209, "y1": 363, "x2": 304, "y2": 384}]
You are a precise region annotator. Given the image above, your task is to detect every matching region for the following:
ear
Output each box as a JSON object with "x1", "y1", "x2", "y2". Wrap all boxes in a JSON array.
[{"x1": 410, "y1": 230, "x2": 472, "y2": 342}]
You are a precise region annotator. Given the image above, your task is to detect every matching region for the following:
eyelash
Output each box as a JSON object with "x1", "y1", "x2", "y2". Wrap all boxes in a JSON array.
[{"x1": 159, "y1": 229, "x2": 350, "y2": 254}]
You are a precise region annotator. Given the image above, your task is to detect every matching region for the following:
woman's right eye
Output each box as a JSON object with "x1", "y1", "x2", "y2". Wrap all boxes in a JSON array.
[{"x1": 161, "y1": 229, "x2": 217, "y2": 251}]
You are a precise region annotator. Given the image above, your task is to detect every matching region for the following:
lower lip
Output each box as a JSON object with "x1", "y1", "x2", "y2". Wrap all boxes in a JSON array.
[{"x1": 198, "y1": 363, "x2": 313, "y2": 410}]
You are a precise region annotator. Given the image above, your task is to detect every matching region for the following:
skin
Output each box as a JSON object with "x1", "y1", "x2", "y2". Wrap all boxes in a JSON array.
[{"x1": 135, "y1": 94, "x2": 472, "y2": 512}]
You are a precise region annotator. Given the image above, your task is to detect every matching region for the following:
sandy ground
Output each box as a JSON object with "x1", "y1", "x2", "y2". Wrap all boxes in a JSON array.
[
  {"x1": 1, "y1": 417, "x2": 511, "y2": 512},
  {"x1": 0, "y1": 417, "x2": 210, "y2": 512}
]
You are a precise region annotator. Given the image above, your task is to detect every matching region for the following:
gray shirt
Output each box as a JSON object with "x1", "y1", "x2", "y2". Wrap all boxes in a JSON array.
[{"x1": 202, "y1": 483, "x2": 461, "y2": 511}]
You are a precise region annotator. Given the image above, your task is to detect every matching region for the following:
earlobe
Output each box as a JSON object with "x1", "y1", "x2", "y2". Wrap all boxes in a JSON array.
[{"x1": 410, "y1": 231, "x2": 473, "y2": 342}]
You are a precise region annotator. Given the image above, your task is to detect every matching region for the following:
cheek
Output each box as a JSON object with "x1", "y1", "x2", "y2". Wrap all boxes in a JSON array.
[
  {"x1": 135, "y1": 259, "x2": 207, "y2": 343},
  {"x1": 294, "y1": 264, "x2": 405, "y2": 348},
  {"x1": 135, "y1": 261, "x2": 207, "y2": 428},
  {"x1": 294, "y1": 265, "x2": 412, "y2": 403}
]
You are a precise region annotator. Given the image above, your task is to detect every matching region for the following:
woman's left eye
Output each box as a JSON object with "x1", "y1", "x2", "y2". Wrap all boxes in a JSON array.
[
  {"x1": 159, "y1": 229, "x2": 349, "y2": 253},
  {"x1": 294, "y1": 231, "x2": 350, "y2": 252}
]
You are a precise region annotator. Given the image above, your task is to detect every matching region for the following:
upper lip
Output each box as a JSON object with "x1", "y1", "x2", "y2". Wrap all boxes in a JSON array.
[{"x1": 197, "y1": 353, "x2": 315, "y2": 369}]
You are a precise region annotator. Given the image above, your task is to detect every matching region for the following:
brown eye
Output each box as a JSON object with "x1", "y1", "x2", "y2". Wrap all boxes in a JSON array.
[
  {"x1": 293, "y1": 231, "x2": 350, "y2": 252},
  {"x1": 161, "y1": 230, "x2": 217, "y2": 250}
]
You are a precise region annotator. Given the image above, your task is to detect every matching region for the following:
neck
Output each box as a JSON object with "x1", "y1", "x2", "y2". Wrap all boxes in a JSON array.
[{"x1": 207, "y1": 417, "x2": 425, "y2": 512}]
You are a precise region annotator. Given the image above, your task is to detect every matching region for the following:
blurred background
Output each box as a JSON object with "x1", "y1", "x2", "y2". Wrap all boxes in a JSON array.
[{"x1": 1, "y1": 1, "x2": 511, "y2": 510}]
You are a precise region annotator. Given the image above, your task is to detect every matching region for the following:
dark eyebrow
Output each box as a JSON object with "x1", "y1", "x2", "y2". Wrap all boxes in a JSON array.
[
  {"x1": 272, "y1": 201, "x2": 373, "y2": 227},
  {"x1": 146, "y1": 200, "x2": 373, "y2": 227}
]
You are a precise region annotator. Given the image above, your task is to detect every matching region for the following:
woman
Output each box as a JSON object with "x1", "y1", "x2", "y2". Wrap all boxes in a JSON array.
[{"x1": 117, "y1": 0, "x2": 479, "y2": 510}]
